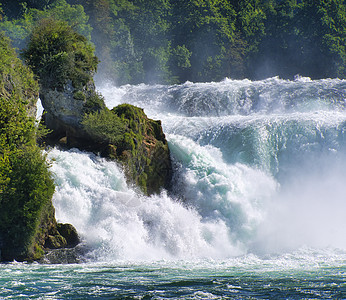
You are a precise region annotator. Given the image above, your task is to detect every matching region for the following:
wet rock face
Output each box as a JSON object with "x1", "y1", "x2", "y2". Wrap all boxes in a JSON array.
[
  {"x1": 39, "y1": 244, "x2": 88, "y2": 264},
  {"x1": 40, "y1": 80, "x2": 98, "y2": 131},
  {"x1": 57, "y1": 223, "x2": 80, "y2": 248},
  {"x1": 40, "y1": 82, "x2": 85, "y2": 130},
  {"x1": 44, "y1": 224, "x2": 79, "y2": 250}
]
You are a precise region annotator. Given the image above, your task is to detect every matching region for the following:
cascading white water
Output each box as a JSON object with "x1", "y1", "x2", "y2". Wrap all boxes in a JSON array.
[
  {"x1": 49, "y1": 148, "x2": 249, "y2": 261},
  {"x1": 48, "y1": 77, "x2": 346, "y2": 261}
]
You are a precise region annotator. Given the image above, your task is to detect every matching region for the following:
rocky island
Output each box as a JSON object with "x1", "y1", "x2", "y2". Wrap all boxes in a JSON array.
[{"x1": 24, "y1": 19, "x2": 172, "y2": 196}]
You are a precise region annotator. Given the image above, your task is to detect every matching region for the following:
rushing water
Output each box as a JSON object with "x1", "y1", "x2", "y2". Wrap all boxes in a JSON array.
[{"x1": 1, "y1": 77, "x2": 345, "y2": 299}]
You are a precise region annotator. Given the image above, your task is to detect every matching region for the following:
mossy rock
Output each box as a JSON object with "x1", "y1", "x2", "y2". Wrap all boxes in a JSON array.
[
  {"x1": 82, "y1": 103, "x2": 172, "y2": 195},
  {"x1": 45, "y1": 234, "x2": 67, "y2": 249},
  {"x1": 45, "y1": 99, "x2": 173, "y2": 195},
  {"x1": 22, "y1": 20, "x2": 172, "y2": 197},
  {"x1": 57, "y1": 223, "x2": 80, "y2": 248}
]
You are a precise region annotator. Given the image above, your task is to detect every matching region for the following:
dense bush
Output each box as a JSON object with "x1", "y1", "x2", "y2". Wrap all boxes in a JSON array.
[
  {"x1": 22, "y1": 18, "x2": 98, "y2": 90},
  {"x1": 82, "y1": 108, "x2": 126, "y2": 144}
]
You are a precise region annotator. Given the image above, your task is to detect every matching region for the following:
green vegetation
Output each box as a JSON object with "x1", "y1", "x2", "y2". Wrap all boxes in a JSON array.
[
  {"x1": 1, "y1": 0, "x2": 345, "y2": 82},
  {"x1": 0, "y1": 0, "x2": 91, "y2": 50},
  {"x1": 22, "y1": 18, "x2": 98, "y2": 90},
  {"x1": 251, "y1": 0, "x2": 346, "y2": 79},
  {"x1": 0, "y1": 33, "x2": 55, "y2": 261},
  {"x1": 82, "y1": 108, "x2": 126, "y2": 144},
  {"x1": 82, "y1": 104, "x2": 171, "y2": 194},
  {"x1": 83, "y1": 91, "x2": 106, "y2": 113},
  {"x1": 20, "y1": 18, "x2": 171, "y2": 195},
  {"x1": 112, "y1": 104, "x2": 170, "y2": 194}
]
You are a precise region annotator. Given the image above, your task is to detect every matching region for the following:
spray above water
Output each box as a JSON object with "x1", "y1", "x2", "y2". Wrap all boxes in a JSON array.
[
  {"x1": 49, "y1": 148, "x2": 246, "y2": 261},
  {"x1": 49, "y1": 77, "x2": 346, "y2": 261}
]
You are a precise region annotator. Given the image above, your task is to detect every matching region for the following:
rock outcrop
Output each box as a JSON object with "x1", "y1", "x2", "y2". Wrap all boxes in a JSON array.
[
  {"x1": 109, "y1": 104, "x2": 172, "y2": 195},
  {"x1": 41, "y1": 85, "x2": 172, "y2": 195},
  {"x1": 25, "y1": 19, "x2": 172, "y2": 195},
  {"x1": 37, "y1": 201, "x2": 80, "y2": 250}
]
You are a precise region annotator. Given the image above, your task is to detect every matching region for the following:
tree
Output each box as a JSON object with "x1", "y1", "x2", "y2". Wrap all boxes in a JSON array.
[
  {"x1": 296, "y1": 0, "x2": 346, "y2": 78},
  {"x1": 0, "y1": 0, "x2": 92, "y2": 50},
  {"x1": 22, "y1": 18, "x2": 98, "y2": 90},
  {"x1": 249, "y1": 0, "x2": 346, "y2": 79},
  {"x1": 170, "y1": 0, "x2": 242, "y2": 82}
]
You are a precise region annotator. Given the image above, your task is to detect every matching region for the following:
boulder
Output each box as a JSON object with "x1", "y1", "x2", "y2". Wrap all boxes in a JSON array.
[
  {"x1": 36, "y1": 201, "x2": 80, "y2": 251},
  {"x1": 57, "y1": 223, "x2": 80, "y2": 248}
]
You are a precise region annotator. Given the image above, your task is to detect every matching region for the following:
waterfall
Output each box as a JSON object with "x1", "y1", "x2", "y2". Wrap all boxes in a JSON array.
[{"x1": 48, "y1": 77, "x2": 346, "y2": 261}]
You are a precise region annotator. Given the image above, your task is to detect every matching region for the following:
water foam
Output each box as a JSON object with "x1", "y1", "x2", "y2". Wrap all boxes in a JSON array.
[
  {"x1": 99, "y1": 77, "x2": 346, "y2": 118},
  {"x1": 48, "y1": 148, "x2": 249, "y2": 261}
]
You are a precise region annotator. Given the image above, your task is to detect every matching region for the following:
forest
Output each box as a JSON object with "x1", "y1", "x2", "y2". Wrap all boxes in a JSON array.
[{"x1": 0, "y1": 0, "x2": 345, "y2": 85}]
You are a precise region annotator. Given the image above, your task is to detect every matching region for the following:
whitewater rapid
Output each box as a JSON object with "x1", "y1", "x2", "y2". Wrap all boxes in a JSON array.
[{"x1": 47, "y1": 77, "x2": 346, "y2": 261}]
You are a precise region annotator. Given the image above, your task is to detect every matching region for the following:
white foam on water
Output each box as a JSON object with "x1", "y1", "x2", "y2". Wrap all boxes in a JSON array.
[{"x1": 48, "y1": 148, "x2": 250, "y2": 261}]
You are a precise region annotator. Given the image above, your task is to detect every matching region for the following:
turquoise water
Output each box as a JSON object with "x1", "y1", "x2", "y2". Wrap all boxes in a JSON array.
[
  {"x1": 2, "y1": 77, "x2": 346, "y2": 299},
  {"x1": 1, "y1": 251, "x2": 345, "y2": 299}
]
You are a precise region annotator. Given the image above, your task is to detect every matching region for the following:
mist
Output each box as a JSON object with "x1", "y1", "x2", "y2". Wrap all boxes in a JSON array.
[{"x1": 253, "y1": 154, "x2": 346, "y2": 254}]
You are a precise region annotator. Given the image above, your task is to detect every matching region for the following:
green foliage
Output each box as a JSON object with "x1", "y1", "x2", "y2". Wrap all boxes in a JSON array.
[
  {"x1": 0, "y1": 33, "x2": 55, "y2": 261},
  {"x1": 82, "y1": 108, "x2": 126, "y2": 144},
  {"x1": 83, "y1": 103, "x2": 171, "y2": 194},
  {"x1": 171, "y1": 45, "x2": 192, "y2": 69},
  {"x1": 82, "y1": 103, "x2": 150, "y2": 156},
  {"x1": 22, "y1": 18, "x2": 98, "y2": 90},
  {"x1": 0, "y1": 0, "x2": 92, "y2": 50},
  {"x1": 32, "y1": 0, "x2": 92, "y2": 40},
  {"x1": 0, "y1": 145, "x2": 55, "y2": 260},
  {"x1": 248, "y1": 0, "x2": 346, "y2": 79},
  {"x1": 0, "y1": 1, "x2": 57, "y2": 18},
  {"x1": 169, "y1": 0, "x2": 240, "y2": 81},
  {"x1": 0, "y1": 33, "x2": 38, "y2": 146},
  {"x1": 112, "y1": 103, "x2": 147, "y2": 133},
  {"x1": 82, "y1": 103, "x2": 169, "y2": 194},
  {"x1": 83, "y1": 91, "x2": 106, "y2": 113},
  {"x1": 73, "y1": 90, "x2": 86, "y2": 101},
  {"x1": 297, "y1": 0, "x2": 346, "y2": 78},
  {"x1": 1, "y1": 0, "x2": 345, "y2": 82}
]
